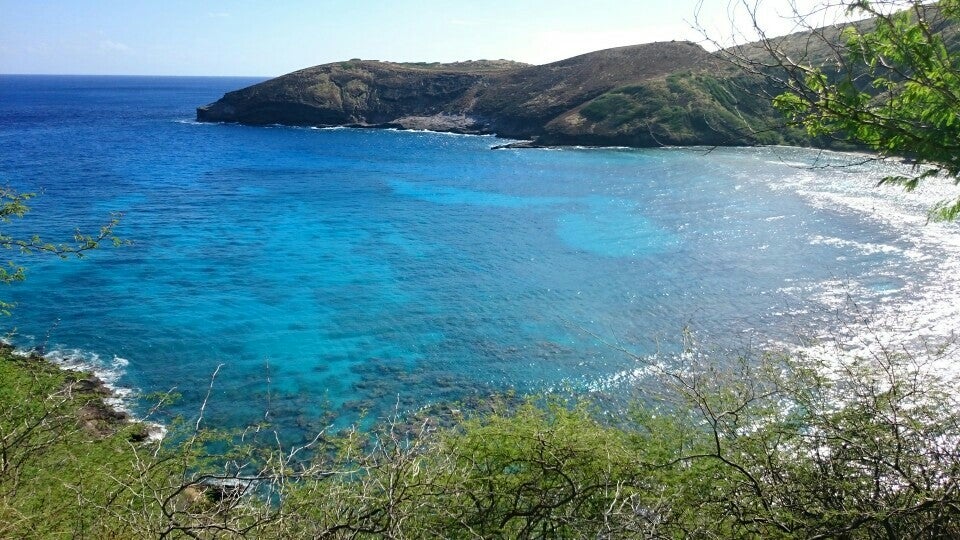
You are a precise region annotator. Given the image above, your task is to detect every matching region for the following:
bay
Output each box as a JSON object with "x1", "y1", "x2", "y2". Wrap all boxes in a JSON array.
[{"x1": 1, "y1": 75, "x2": 957, "y2": 438}]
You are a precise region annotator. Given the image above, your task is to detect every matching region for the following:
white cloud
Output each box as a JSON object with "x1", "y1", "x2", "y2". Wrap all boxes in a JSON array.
[{"x1": 99, "y1": 39, "x2": 133, "y2": 53}]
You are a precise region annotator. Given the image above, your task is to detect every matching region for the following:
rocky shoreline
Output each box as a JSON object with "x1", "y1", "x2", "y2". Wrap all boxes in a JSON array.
[{"x1": 1, "y1": 344, "x2": 153, "y2": 441}]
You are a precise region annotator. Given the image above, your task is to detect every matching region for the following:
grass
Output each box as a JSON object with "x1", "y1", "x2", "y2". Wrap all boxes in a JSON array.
[{"x1": 0, "y1": 346, "x2": 149, "y2": 537}]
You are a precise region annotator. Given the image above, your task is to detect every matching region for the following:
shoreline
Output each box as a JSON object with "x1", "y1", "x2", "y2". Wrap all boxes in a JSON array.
[
  {"x1": 191, "y1": 116, "x2": 881, "y2": 157},
  {"x1": 1, "y1": 342, "x2": 163, "y2": 441}
]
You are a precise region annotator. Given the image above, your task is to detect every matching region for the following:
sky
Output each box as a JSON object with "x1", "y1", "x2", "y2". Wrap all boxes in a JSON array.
[{"x1": 0, "y1": 1, "x2": 857, "y2": 77}]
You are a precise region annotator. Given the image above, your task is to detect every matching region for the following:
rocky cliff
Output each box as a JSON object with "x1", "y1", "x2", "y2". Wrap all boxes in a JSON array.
[{"x1": 196, "y1": 41, "x2": 799, "y2": 147}]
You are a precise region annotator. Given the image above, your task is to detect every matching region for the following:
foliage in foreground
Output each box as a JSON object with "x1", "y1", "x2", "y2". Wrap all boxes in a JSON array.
[
  {"x1": 0, "y1": 187, "x2": 124, "y2": 315},
  {"x1": 724, "y1": 0, "x2": 960, "y2": 220},
  {"x1": 2, "y1": 338, "x2": 959, "y2": 539}
]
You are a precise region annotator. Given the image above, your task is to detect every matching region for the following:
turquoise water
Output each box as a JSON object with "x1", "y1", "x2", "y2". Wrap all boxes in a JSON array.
[{"x1": 2, "y1": 76, "x2": 957, "y2": 439}]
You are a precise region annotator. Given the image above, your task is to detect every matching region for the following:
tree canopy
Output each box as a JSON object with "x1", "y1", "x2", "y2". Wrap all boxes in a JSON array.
[{"x1": 722, "y1": 0, "x2": 960, "y2": 220}]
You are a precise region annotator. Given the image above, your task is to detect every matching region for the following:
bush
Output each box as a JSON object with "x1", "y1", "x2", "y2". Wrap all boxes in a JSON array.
[{"x1": 2, "y1": 335, "x2": 958, "y2": 538}]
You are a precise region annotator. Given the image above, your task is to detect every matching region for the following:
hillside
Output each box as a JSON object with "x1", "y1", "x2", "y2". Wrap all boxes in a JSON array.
[
  {"x1": 197, "y1": 41, "x2": 801, "y2": 147},
  {"x1": 197, "y1": 7, "x2": 957, "y2": 148}
]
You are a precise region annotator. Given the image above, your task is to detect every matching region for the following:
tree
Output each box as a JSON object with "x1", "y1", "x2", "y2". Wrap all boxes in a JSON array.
[
  {"x1": 713, "y1": 0, "x2": 960, "y2": 220},
  {"x1": 628, "y1": 341, "x2": 960, "y2": 537},
  {"x1": 0, "y1": 186, "x2": 124, "y2": 315}
]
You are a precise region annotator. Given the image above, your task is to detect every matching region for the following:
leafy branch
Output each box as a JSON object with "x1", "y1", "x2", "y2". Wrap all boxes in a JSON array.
[{"x1": 0, "y1": 186, "x2": 127, "y2": 314}]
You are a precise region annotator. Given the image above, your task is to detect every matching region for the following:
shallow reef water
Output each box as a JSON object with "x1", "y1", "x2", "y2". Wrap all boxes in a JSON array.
[{"x1": 1, "y1": 75, "x2": 958, "y2": 440}]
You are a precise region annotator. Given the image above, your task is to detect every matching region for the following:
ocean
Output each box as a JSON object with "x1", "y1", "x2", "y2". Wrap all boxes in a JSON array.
[{"x1": 1, "y1": 75, "x2": 958, "y2": 439}]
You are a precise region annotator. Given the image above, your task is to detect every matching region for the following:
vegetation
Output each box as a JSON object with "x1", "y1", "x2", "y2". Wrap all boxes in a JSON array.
[
  {"x1": 0, "y1": 187, "x2": 124, "y2": 315},
  {"x1": 3, "y1": 333, "x2": 958, "y2": 538},
  {"x1": 722, "y1": 0, "x2": 960, "y2": 219},
  {"x1": 576, "y1": 72, "x2": 808, "y2": 146},
  {"x1": 0, "y1": 347, "x2": 147, "y2": 537}
]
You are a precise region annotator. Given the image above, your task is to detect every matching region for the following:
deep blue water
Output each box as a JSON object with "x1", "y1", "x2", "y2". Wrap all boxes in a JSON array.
[{"x1": 2, "y1": 75, "x2": 956, "y2": 438}]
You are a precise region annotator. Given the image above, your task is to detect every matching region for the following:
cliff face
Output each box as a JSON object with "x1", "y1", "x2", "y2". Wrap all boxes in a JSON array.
[
  {"x1": 197, "y1": 42, "x2": 792, "y2": 147},
  {"x1": 196, "y1": 61, "x2": 500, "y2": 129}
]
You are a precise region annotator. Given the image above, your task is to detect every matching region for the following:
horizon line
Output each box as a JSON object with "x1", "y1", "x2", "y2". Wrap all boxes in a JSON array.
[{"x1": 0, "y1": 73, "x2": 274, "y2": 79}]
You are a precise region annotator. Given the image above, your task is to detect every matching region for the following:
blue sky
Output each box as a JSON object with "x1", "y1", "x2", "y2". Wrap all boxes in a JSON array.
[{"x1": 0, "y1": 1, "x2": 851, "y2": 76}]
